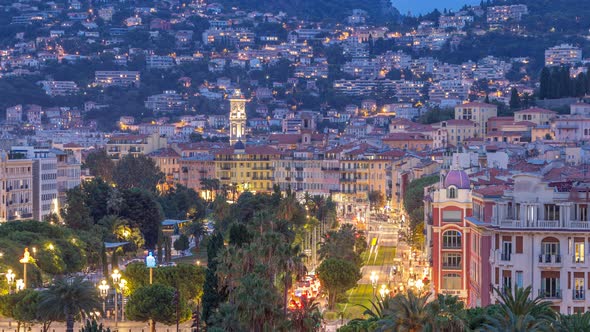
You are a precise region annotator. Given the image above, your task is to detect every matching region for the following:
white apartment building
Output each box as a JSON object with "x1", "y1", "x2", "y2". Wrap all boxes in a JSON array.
[
  {"x1": 146, "y1": 55, "x2": 175, "y2": 69},
  {"x1": 39, "y1": 80, "x2": 79, "y2": 96},
  {"x1": 545, "y1": 44, "x2": 583, "y2": 67},
  {"x1": 0, "y1": 152, "x2": 33, "y2": 222},
  {"x1": 486, "y1": 175, "x2": 590, "y2": 314},
  {"x1": 95, "y1": 71, "x2": 141, "y2": 87}
]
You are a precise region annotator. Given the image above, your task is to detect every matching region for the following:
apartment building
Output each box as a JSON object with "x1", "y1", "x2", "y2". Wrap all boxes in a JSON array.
[
  {"x1": 106, "y1": 132, "x2": 168, "y2": 160},
  {"x1": 144, "y1": 90, "x2": 187, "y2": 113},
  {"x1": 0, "y1": 152, "x2": 33, "y2": 222},
  {"x1": 56, "y1": 149, "x2": 81, "y2": 208},
  {"x1": 95, "y1": 71, "x2": 141, "y2": 87},
  {"x1": 215, "y1": 143, "x2": 282, "y2": 195},
  {"x1": 39, "y1": 80, "x2": 79, "y2": 96},
  {"x1": 432, "y1": 120, "x2": 479, "y2": 148},
  {"x1": 545, "y1": 44, "x2": 582, "y2": 67},
  {"x1": 273, "y1": 150, "x2": 339, "y2": 197},
  {"x1": 514, "y1": 108, "x2": 557, "y2": 126},
  {"x1": 455, "y1": 102, "x2": 498, "y2": 138}
]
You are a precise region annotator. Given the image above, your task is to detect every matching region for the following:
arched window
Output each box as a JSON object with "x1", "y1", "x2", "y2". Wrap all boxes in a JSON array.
[
  {"x1": 448, "y1": 186, "x2": 457, "y2": 199},
  {"x1": 442, "y1": 273, "x2": 461, "y2": 290},
  {"x1": 442, "y1": 230, "x2": 462, "y2": 249}
]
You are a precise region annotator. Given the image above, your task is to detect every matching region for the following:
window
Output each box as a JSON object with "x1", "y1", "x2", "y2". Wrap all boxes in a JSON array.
[
  {"x1": 442, "y1": 210, "x2": 462, "y2": 222},
  {"x1": 575, "y1": 242, "x2": 585, "y2": 263},
  {"x1": 448, "y1": 186, "x2": 457, "y2": 199},
  {"x1": 541, "y1": 271, "x2": 561, "y2": 299},
  {"x1": 575, "y1": 278, "x2": 585, "y2": 300},
  {"x1": 442, "y1": 253, "x2": 462, "y2": 269},
  {"x1": 442, "y1": 230, "x2": 462, "y2": 249},
  {"x1": 442, "y1": 273, "x2": 461, "y2": 290},
  {"x1": 544, "y1": 204, "x2": 560, "y2": 220},
  {"x1": 515, "y1": 271, "x2": 523, "y2": 289}
]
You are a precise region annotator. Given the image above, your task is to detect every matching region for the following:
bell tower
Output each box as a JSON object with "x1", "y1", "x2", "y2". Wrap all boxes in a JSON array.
[{"x1": 229, "y1": 89, "x2": 247, "y2": 145}]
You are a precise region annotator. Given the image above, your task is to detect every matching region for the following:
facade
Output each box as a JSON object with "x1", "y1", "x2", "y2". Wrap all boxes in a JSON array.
[
  {"x1": 545, "y1": 44, "x2": 583, "y2": 67},
  {"x1": 56, "y1": 150, "x2": 81, "y2": 208},
  {"x1": 215, "y1": 144, "x2": 281, "y2": 194},
  {"x1": 145, "y1": 90, "x2": 187, "y2": 113},
  {"x1": 427, "y1": 170, "x2": 473, "y2": 302},
  {"x1": 106, "y1": 132, "x2": 168, "y2": 160},
  {"x1": 0, "y1": 153, "x2": 33, "y2": 222},
  {"x1": 178, "y1": 154, "x2": 216, "y2": 200},
  {"x1": 455, "y1": 102, "x2": 498, "y2": 138},
  {"x1": 229, "y1": 90, "x2": 247, "y2": 145},
  {"x1": 514, "y1": 108, "x2": 557, "y2": 126},
  {"x1": 432, "y1": 120, "x2": 479, "y2": 148},
  {"x1": 39, "y1": 80, "x2": 79, "y2": 96},
  {"x1": 95, "y1": 71, "x2": 141, "y2": 87}
]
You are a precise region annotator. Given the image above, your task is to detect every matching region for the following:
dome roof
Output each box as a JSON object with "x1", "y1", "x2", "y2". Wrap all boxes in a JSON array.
[
  {"x1": 444, "y1": 170, "x2": 470, "y2": 189},
  {"x1": 233, "y1": 140, "x2": 245, "y2": 150}
]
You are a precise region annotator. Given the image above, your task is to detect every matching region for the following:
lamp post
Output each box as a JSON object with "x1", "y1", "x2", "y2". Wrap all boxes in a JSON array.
[
  {"x1": 119, "y1": 279, "x2": 127, "y2": 322},
  {"x1": 15, "y1": 279, "x2": 24, "y2": 292},
  {"x1": 379, "y1": 284, "x2": 389, "y2": 300},
  {"x1": 146, "y1": 251, "x2": 157, "y2": 284},
  {"x1": 6, "y1": 269, "x2": 15, "y2": 294},
  {"x1": 98, "y1": 280, "x2": 110, "y2": 319},
  {"x1": 370, "y1": 271, "x2": 379, "y2": 297},
  {"x1": 111, "y1": 269, "x2": 121, "y2": 326},
  {"x1": 19, "y1": 248, "x2": 33, "y2": 289}
]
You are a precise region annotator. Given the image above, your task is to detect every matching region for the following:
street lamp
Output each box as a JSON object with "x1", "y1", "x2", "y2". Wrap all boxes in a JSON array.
[
  {"x1": 370, "y1": 271, "x2": 379, "y2": 297},
  {"x1": 15, "y1": 279, "x2": 24, "y2": 292},
  {"x1": 111, "y1": 269, "x2": 121, "y2": 325},
  {"x1": 19, "y1": 248, "x2": 32, "y2": 289},
  {"x1": 415, "y1": 279, "x2": 424, "y2": 293},
  {"x1": 119, "y1": 279, "x2": 127, "y2": 322},
  {"x1": 379, "y1": 284, "x2": 389, "y2": 299},
  {"x1": 6, "y1": 270, "x2": 15, "y2": 293},
  {"x1": 98, "y1": 280, "x2": 110, "y2": 317}
]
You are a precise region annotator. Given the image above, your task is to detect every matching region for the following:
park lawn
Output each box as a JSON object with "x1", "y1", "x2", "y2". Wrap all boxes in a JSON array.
[
  {"x1": 336, "y1": 283, "x2": 375, "y2": 319},
  {"x1": 361, "y1": 246, "x2": 397, "y2": 266},
  {"x1": 172, "y1": 245, "x2": 208, "y2": 265}
]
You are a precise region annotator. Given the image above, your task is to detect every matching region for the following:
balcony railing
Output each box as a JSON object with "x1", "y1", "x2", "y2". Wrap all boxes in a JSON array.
[
  {"x1": 500, "y1": 252, "x2": 511, "y2": 261},
  {"x1": 538, "y1": 254, "x2": 561, "y2": 265},
  {"x1": 538, "y1": 289, "x2": 562, "y2": 299},
  {"x1": 573, "y1": 256, "x2": 585, "y2": 264},
  {"x1": 494, "y1": 218, "x2": 590, "y2": 230},
  {"x1": 573, "y1": 289, "x2": 585, "y2": 300},
  {"x1": 442, "y1": 264, "x2": 461, "y2": 270}
]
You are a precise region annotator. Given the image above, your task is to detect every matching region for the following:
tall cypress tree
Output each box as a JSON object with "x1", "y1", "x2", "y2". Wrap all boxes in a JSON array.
[
  {"x1": 201, "y1": 232, "x2": 225, "y2": 324},
  {"x1": 539, "y1": 67, "x2": 551, "y2": 99},
  {"x1": 509, "y1": 88, "x2": 521, "y2": 110}
]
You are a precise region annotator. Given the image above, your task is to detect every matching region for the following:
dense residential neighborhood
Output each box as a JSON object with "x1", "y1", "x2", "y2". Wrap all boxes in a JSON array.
[{"x1": 1, "y1": 0, "x2": 590, "y2": 331}]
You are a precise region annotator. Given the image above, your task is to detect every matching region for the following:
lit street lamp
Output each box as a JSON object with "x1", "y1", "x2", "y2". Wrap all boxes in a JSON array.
[
  {"x1": 15, "y1": 279, "x2": 24, "y2": 292},
  {"x1": 98, "y1": 280, "x2": 110, "y2": 317},
  {"x1": 370, "y1": 271, "x2": 379, "y2": 297},
  {"x1": 5, "y1": 269, "x2": 15, "y2": 294},
  {"x1": 379, "y1": 284, "x2": 389, "y2": 299},
  {"x1": 111, "y1": 269, "x2": 121, "y2": 325},
  {"x1": 119, "y1": 279, "x2": 127, "y2": 321},
  {"x1": 19, "y1": 248, "x2": 33, "y2": 289}
]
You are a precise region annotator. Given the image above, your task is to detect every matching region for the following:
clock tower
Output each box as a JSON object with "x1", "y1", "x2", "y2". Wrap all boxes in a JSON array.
[{"x1": 229, "y1": 89, "x2": 247, "y2": 145}]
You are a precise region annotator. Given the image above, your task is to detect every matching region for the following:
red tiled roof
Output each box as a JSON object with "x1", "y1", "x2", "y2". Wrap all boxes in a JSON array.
[
  {"x1": 383, "y1": 133, "x2": 430, "y2": 141},
  {"x1": 514, "y1": 107, "x2": 557, "y2": 115},
  {"x1": 456, "y1": 102, "x2": 497, "y2": 108},
  {"x1": 147, "y1": 148, "x2": 180, "y2": 158},
  {"x1": 473, "y1": 185, "x2": 506, "y2": 197}
]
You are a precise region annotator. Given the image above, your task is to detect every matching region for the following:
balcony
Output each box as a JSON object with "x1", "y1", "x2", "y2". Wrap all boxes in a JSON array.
[
  {"x1": 573, "y1": 289, "x2": 585, "y2": 301},
  {"x1": 538, "y1": 254, "x2": 562, "y2": 267},
  {"x1": 500, "y1": 252, "x2": 511, "y2": 261},
  {"x1": 442, "y1": 264, "x2": 461, "y2": 270},
  {"x1": 295, "y1": 177, "x2": 304, "y2": 181},
  {"x1": 295, "y1": 166, "x2": 303, "y2": 171},
  {"x1": 494, "y1": 218, "x2": 590, "y2": 230},
  {"x1": 538, "y1": 289, "x2": 562, "y2": 300}
]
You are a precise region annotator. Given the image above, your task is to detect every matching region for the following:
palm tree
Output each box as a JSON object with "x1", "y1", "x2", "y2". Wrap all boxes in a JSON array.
[
  {"x1": 554, "y1": 312, "x2": 590, "y2": 332},
  {"x1": 482, "y1": 311, "x2": 553, "y2": 332},
  {"x1": 278, "y1": 244, "x2": 306, "y2": 316},
  {"x1": 378, "y1": 290, "x2": 433, "y2": 332},
  {"x1": 38, "y1": 277, "x2": 101, "y2": 332},
  {"x1": 185, "y1": 219, "x2": 207, "y2": 248},
  {"x1": 425, "y1": 294, "x2": 468, "y2": 332},
  {"x1": 492, "y1": 286, "x2": 556, "y2": 321},
  {"x1": 288, "y1": 297, "x2": 323, "y2": 332}
]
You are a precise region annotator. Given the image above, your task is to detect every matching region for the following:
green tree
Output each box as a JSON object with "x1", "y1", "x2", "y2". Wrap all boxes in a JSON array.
[
  {"x1": 63, "y1": 187, "x2": 94, "y2": 230},
  {"x1": 120, "y1": 188, "x2": 163, "y2": 248},
  {"x1": 539, "y1": 67, "x2": 551, "y2": 99},
  {"x1": 367, "y1": 190, "x2": 386, "y2": 211},
  {"x1": 288, "y1": 297, "x2": 323, "y2": 332},
  {"x1": 83, "y1": 149, "x2": 115, "y2": 182},
  {"x1": 319, "y1": 224, "x2": 366, "y2": 267},
  {"x1": 79, "y1": 319, "x2": 111, "y2": 332},
  {"x1": 509, "y1": 87, "x2": 521, "y2": 110},
  {"x1": 126, "y1": 284, "x2": 190, "y2": 332},
  {"x1": 202, "y1": 232, "x2": 225, "y2": 323},
  {"x1": 316, "y1": 258, "x2": 361, "y2": 309},
  {"x1": 113, "y1": 154, "x2": 164, "y2": 192},
  {"x1": 184, "y1": 219, "x2": 207, "y2": 248},
  {"x1": 377, "y1": 290, "x2": 432, "y2": 331},
  {"x1": 38, "y1": 277, "x2": 101, "y2": 332},
  {"x1": 173, "y1": 234, "x2": 190, "y2": 252},
  {"x1": 403, "y1": 175, "x2": 439, "y2": 246}
]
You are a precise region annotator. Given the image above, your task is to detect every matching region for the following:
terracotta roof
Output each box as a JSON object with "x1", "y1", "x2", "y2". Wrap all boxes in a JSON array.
[
  {"x1": 147, "y1": 148, "x2": 180, "y2": 158},
  {"x1": 456, "y1": 102, "x2": 497, "y2": 108},
  {"x1": 514, "y1": 107, "x2": 557, "y2": 114},
  {"x1": 473, "y1": 185, "x2": 506, "y2": 197},
  {"x1": 383, "y1": 133, "x2": 430, "y2": 141},
  {"x1": 438, "y1": 119, "x2": 477, "y2": 126},
  {"x1": 377, "y1": 149, "x2": 406, "y2": 158},
  {"x1": 63, "y1": 143, "x2": 82, "y2": 148},
  {"x1": 216, "y1": 145, "x2": 282, "y2": 155}
]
